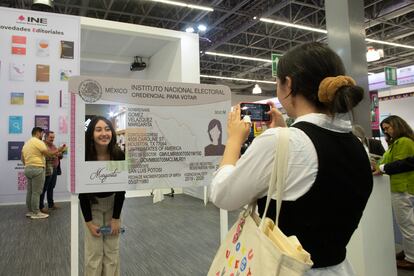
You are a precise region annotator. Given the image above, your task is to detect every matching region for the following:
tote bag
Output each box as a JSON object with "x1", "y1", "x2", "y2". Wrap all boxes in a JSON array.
[{"x1": 208, "y1": 128, "x2": 313, "y2": 276}]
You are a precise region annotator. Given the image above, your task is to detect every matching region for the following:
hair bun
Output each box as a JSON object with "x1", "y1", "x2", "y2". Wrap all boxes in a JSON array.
[{"x1": 318, "y1": 75, "x2": 356, "y2": 103}]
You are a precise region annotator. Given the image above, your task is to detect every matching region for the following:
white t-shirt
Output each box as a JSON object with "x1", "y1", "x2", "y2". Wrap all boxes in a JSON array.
[{"x1": 210, "y1": 113, "x2": 356, "y2": 276}]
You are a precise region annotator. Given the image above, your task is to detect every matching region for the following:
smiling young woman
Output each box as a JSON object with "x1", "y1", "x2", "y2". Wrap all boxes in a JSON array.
[{"x1": 80, "y1": 115, "x2": 126, "y2": 276}]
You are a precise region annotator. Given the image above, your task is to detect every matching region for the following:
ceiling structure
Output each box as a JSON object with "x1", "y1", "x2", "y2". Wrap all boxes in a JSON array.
[{"x1": 1, "y1": 0, "x2": 414, "y2": 96}]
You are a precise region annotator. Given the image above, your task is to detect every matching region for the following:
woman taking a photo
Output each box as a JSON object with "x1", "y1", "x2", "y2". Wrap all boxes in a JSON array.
[
  {"x1": 80, "y1": 116, "x2": 125, "y2": 276},
  {"x1": 210, "y1": 42, "x2": 373, "y2": 275}
]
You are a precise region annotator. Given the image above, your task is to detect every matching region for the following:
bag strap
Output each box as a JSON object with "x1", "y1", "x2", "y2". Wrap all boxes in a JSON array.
[{"x1": 259, "y1": 127, "x2": 290, "y2": 229}]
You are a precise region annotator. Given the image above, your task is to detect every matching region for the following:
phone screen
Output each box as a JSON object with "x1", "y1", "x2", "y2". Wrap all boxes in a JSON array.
[{"x1": 240, "y1": 103, "x2": 270, "y2": 122}]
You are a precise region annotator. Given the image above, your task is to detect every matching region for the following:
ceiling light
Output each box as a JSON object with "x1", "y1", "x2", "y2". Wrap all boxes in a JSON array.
[
  {"x1": 366, "y1": 47, "x2": 384, "y2": 62},
  {"x1": 188, "y1": 4, "x2": 214, "y2": 11},
  {"x1": 260, "y1": 18, "x2": 328, "y2": 34},
  {"x1": 185, "y1": 26, "x2": 195, "y2": 33},
  {"x1": 197, "y1": 24, "x2": 207, "y2": 32},
  {"x1": 205, "y1": 51, "x2": 271, "y2": 63},
  {"x1": 252, "y1": 84, "x2": 262, "y2": 94},
  {"x1": 260, "y1": 18, "x2": 414, "y2": 50},
  {"x1": 200, "y1": 74, "x2": 276, "y2": 84},
  {"x1": 149, "y1": 0, "x2": 213, "y2": 12},
  {"x1": 365, "y1": 38, "x2": 414, "y2": 50},
  {"x1": 32, "y1": 0, "x2": 54, "y2": 11}
]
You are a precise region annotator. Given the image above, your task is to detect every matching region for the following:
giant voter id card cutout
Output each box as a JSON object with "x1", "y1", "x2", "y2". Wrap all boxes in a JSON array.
[{"x1": 69, "y1": 76, "x2": 231, "y2": 193}]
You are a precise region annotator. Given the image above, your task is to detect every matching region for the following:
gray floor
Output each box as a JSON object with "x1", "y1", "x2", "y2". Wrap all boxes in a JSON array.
[
  {"x1": 0, "y1": 195, "x2": 239, "y2": 276},
  {"x1": 0, "y1": 194, "x2": 412, "y2": 276}
]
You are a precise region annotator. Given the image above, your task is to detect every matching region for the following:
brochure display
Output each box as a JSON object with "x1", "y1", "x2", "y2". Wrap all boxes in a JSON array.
[
  {"x1": 0, "y1": 7, "x2": 80, "y2": 203},
  {"x1": 69, "y1": 76, "x2": 231, "y2": 193}
]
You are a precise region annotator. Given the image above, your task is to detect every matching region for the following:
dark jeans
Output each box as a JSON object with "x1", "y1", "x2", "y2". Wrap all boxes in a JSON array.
[{"x1": 39, "y1": 168, "x2": 58, "y2": 209}]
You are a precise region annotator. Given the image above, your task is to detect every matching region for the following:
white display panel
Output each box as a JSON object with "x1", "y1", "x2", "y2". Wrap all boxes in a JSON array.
[{"x1": 0, "y1": 7, "x2": 80, "y2": 203}]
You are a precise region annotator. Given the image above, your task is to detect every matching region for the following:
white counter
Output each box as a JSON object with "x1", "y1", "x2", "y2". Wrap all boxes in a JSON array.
[{"x1": 347, "y1": 175, "x2": 397, "y2": 276}]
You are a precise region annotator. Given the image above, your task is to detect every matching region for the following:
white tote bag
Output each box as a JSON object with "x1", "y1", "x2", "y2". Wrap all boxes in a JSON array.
[{"x1": 208, "y1": 128, "x2": 313, "y2": 276}]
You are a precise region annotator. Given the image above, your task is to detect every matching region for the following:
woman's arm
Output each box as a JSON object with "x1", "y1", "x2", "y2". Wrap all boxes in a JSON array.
[
  {"x1": 383, "y1": 156, "x2": 414, "y2": 175},
  {"x1": 211, "y1": 104, "x2": 288, "y2": 210},
  {"x1": 79, "y1": 193, "x2": 101, "y2": 237},
  {"x1": 111, "y1": 191, "x2": 126, "y2": 235}
]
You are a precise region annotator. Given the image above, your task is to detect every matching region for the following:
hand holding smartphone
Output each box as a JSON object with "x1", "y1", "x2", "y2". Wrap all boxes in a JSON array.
[{"x1": 240, "y1": 102, "x2": 271, "y2": 122}]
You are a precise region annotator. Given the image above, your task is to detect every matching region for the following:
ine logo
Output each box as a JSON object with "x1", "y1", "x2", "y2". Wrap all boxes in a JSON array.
[{"x1": 17, "y1": 15, "x2": 48, "y2": 25}]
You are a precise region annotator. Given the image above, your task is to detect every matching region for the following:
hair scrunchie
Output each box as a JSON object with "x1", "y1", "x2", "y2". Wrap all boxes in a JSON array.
[{"x1": 318, "y1": 75, "x2": 356, "y2": 103}]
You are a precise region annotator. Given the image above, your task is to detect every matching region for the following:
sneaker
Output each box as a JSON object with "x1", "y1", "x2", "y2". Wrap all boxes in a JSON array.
[
  {"x1": 397, "y1": 259, "x2": 414, "y2": 270},
  {"x1": 30, "y1": 212, "x2": 49, "y2": 219},
  {"x1": 25, "y1": 212, "x2": 34, "y2": 217}
]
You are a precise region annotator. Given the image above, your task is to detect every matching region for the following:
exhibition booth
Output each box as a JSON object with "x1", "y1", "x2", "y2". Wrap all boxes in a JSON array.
[{"x1": 2, "y1": 6, "x2": 414, "y2": 276}]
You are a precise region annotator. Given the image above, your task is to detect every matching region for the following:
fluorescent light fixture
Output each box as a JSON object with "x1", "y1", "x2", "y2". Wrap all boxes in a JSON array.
[
  {"x1": 198, "y1": 24, "x2": 207, "y2": 32},
  {"x1": 188, "y1": 4, "x2": 213, "y2": 12},
  {"x1": 365, "y1": 38, "x2": 414, "y2": 50},
  {"x1": 260, "y1": 18, "x2": 328, "y2": 34},
  {"x1": 150, "y1": 0, "x2": 185, "y2": 7},
  {"x1": 185, "y1": 26, "x2": 195, "y2": 33},
  {"x1": 368, "y1": 72, "x2": 375, "y2": 75},
  {"x1": 149, "y1": 0, "x2": 213, "y2": 11},
  {"x1": 200, "y1": 74, "x2": 276, "y2": 84},
  {"x1": 252, "y1": 84, "x2": 262, "y2": 94},
  {"x1": 261, "y1": 18, "x2": 414, "y2": 50},
  {"x1": 205, "y1": 51, "x2": 271, "y2": 63}
]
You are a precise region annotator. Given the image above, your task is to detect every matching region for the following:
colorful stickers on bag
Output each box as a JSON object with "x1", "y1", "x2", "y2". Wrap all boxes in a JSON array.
[{"x1": 215, "y1": 218, "x2": 254, "y2": 276}]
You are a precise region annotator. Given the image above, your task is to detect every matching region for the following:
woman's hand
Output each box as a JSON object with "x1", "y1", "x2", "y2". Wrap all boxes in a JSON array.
[
  {"x1": 110, "y1": 219, "x2": 121, "y2": 235},
  {"x1": 219, "y1": 105, "x2": 251, "y2": 167},
  {"x1": 86, "y1": 221, "x2": 101, "y2": 237},
  {"x1": 372, "y1": 169, "x2": 382, "y2": 176},
  {"x1": 227, "y1": 105, "x2": 251, "y2": 145},
  {"x1": 266, "y1": 101, "x2": 286, "y2": 128},
  {"x1": 370, "y1": 159, "x2": 383, "y2": 175}
]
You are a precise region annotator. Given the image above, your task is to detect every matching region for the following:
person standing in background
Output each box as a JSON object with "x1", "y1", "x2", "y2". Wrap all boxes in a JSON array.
[
  {"x1": 21, "y1": 127, "x2": 60, "y2": 219},
  {"x1": 379, "y1": 115, "x2": 414, "y2": 270},
  {"x1": 79, "y1": 116, "x2": 125, "y2": 276},
  {"x1": 39, "y1": 131, "x2": 64, "y2": 213}
]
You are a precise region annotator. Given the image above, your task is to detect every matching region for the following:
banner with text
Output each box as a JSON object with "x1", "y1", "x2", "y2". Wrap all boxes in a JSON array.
[
  {"x1": 0, "y1": 7, "x2": 80, "y2": 203},
  {"x1": 69, "y1": 76, "x2": 231, "y2": 193}
]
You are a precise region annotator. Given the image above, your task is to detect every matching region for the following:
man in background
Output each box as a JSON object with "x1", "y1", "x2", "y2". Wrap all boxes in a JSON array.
[
  {"x1": 39, "y1": 131, "x2": 63, "y2": 213},
  {"x1": 22, "y1": 127, "x2": 57, "y2": 219}
]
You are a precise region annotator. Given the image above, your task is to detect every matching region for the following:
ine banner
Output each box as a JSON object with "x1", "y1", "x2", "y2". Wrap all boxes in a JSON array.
[
  {"x1": 69, "y1": 76, "x2": 231, "y2": 193},
  {"x1": 0, "y1": 7, "x2": 80, "y2": 203}
]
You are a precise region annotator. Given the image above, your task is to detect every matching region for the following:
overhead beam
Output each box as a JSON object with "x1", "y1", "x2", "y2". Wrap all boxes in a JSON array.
[{"x1": 205, "y1": 0, "x2": 290, "y2": 52}]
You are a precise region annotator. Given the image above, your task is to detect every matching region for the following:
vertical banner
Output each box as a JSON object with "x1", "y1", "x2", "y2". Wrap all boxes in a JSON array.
[
  {"x1": 0, "y1": 7, "x2": 80, "y2": 203},
  {"x1": 69, "y1": 76, "x2": 231, "y2": 193},
  {"x1": 369, "y1": 90, "x2": 380, "y2": 137}
]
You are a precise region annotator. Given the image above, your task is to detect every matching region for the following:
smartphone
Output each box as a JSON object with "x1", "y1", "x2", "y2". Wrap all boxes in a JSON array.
[{"x1": 240, "y1": 102, "x2": 271, "y2": 122}]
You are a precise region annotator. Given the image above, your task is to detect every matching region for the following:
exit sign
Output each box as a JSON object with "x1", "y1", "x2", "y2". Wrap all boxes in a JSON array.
[{"x1": 384, "y1": 66, "x2": 397, "y2": 85}]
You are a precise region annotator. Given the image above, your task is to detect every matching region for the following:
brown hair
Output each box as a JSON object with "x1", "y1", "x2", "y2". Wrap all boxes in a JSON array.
[
  {"x1": 380, "y1": 115, "x2": 414, "y2": 143},
  {"x1": 277, "y1": 42, "x2": 364, "y2": 114}
]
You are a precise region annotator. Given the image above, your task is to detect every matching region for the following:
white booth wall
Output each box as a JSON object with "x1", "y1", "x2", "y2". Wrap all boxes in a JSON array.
[
  {"x1": 0, "y1": 15, "x2": 201, "y2": 204},
  {"x1": 378, "y1": 85, "x2": 414, "y2": 129}
]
